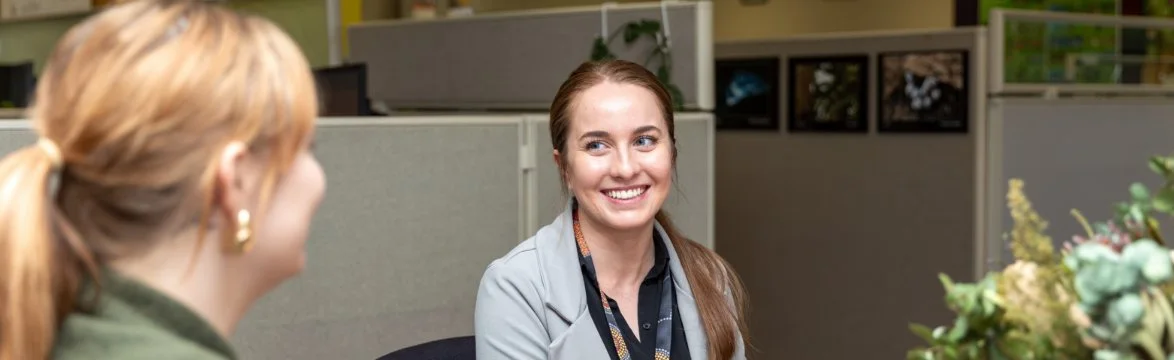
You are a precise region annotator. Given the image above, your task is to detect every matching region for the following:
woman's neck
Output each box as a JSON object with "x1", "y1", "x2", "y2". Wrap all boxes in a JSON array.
[
  {"x1": 578, "y1": 215, "x2": 656, "y2": 291},
  {"x1": 107, "y1": 229, "x2": 254, "y2": 338}
]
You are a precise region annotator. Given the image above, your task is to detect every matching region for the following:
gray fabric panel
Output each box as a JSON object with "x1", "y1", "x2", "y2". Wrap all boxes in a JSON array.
[
  {"x1": 995, "y1": 99, "x2": 1174, "y2": 265},
  {"x1": 532, "y1": 113, "x2": 713, "y2": 248},
  {"x1": 0, "y1": 126, "x2": 36, "y2": 153},
  {"x1": 230, "y1": 122, "x2": 523, "y2": 359},
  {"x1": 348, "y1": 3, "x2": 705, "y2": 110}
]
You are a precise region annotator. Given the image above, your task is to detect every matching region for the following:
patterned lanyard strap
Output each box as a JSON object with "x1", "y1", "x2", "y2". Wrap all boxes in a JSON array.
[{"x1": 573, "y1": 205, "x2": 674, "y2": 360}]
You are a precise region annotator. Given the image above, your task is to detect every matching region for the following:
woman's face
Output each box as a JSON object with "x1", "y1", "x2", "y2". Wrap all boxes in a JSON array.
[
  {"x1": 557, "y1": 82, "x2": 673, "y2": 232},
  {"x1": 237, "y1": 135, "x2": 327, "y2": 287}
]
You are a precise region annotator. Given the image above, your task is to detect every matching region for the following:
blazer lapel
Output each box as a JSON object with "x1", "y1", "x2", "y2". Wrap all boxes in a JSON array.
[
  {"x1": 540, "y1": 199, "x2": 710, "y2": 359},
  {"x1": 537, "y1": 199, "x2": 584, "y2": 324},
  {"x1": 546, "y1": 310, "x2": 612, "y2": 360},
  {"x1": 658, "y1": 222, "x2": 709, "y2": 360}
]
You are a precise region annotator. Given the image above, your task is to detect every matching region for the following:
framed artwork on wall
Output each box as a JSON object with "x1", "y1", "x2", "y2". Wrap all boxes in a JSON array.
[
  {"x1": 877, "y1": 49, "x2": 970, "y2": 133},
  {"x1": 786, "y1": 55, "x2": 869, "y2": 133},
  {"x1": 714, "y1": 57, "x2": 781, "y2": 131}
]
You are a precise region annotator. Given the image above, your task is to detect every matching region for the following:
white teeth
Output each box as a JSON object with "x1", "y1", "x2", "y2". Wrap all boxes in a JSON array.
[{"x1": 605, "y1": 187, "x2": 645, "y2": 200}]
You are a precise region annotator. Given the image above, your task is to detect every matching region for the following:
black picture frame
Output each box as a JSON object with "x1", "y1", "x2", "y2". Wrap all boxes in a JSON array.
[
  {"x1": 786, "y1": 55, "x2": 869, "y2": 133},
  {"x1": 713, "y1": 57, "x2": 781, "y2": 131},
  {"x1": 876, "y1": 49, "x2": 970, "y2": 133}
]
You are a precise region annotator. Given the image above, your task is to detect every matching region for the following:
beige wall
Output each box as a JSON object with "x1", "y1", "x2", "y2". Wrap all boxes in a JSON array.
[
  {"x1": 478, "y1": 0, "x2": 954, "y2": 40},
  {"x1": 714, "y1": 28, "x2": 982, "y2": 359}
]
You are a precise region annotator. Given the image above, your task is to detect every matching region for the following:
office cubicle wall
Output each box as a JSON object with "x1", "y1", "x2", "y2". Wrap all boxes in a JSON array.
[
  {"x1": 987, "y1": 99, "x2": 1174, "y2": 266},
  {"x1": 234, "y1": 116, "x2": 526, "y2": 359},
  {"x1": 0, "y1": 121, "x2": 35, "y2": 153},
  {"x1": 0, "y1": 113, "x2": 715, "y2": 359},
  {"x1": 713, "y1": 28, "x2": 984, "y2": 360},
  {"x1": 348, "y1": 1, "x2": 714, "y2": 111},
  {"x1": 529, "y1": 113, "x2": 715, "y2": 249}
]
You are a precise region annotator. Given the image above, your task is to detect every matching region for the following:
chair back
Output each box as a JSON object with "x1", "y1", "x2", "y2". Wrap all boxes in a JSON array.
[{"x1": 376, "y1": 336, "x2": 475, "y2": 360}]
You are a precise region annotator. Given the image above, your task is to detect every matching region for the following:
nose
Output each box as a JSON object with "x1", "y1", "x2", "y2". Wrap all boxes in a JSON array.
[{"x1": 610, "y1": 147, "x2": 639, "y2": 180}]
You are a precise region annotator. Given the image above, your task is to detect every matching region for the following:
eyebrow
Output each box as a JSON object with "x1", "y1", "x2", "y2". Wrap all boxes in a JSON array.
[{"x1": 578, "y1": 125, "x2": 662, "y2": 141}]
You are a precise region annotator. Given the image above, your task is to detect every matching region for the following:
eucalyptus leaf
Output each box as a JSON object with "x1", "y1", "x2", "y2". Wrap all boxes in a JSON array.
[
  {"x1": 1132, "y1": 183, "x2": 1152, "y2": 203},
  {"x1": 1131, "y1": 206, "x2": 1146, "y2": 224},
  {"x1": 1155, "y1": 187, "x2": 1174, "y2": 214},
  {"x1": 1120, "y1": 240, "x2": 1174, "y2": 283},
  {"x1": 1108, "y1": 292, "x2": 1145, "y2": 328}
]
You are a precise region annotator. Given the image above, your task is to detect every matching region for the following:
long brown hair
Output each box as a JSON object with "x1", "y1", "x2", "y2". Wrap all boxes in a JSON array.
[
  {"x1": 549, "y1": 59, "x2": 750, "y2": 360},
  {"x1": 0, "y1": 1, "x2": 318, "y2": 359}
]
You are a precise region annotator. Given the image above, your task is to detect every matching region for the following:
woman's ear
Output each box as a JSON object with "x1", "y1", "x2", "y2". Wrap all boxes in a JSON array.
[
  {"x1": 552, "y1": 149, "x2": 568, "y2": 189},
  {"x1": 214, "y1": 141, "x2": 251, "y2": 217}
]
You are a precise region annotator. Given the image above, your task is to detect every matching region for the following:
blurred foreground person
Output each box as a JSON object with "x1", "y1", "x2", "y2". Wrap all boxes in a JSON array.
[{"x1": 0, "y1": 0, "x2": 325, "y2": 359}]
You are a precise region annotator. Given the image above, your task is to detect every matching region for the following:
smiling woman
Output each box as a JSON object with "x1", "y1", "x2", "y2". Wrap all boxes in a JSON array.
[{"x1": 474, "y1": 59, "x2": 749, "y2": 360}]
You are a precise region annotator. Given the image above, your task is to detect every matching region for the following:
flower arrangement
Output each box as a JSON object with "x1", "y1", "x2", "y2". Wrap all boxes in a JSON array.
[{"x1": 908, "y1": 155, "x2": 1174, "y2": 360}]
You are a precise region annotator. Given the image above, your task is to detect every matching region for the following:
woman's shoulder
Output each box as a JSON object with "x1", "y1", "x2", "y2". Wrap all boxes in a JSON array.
[
  {"x1": 479, "y1": 218, "x2": 568, "y2": 295},
  {"x1": 54, "y1": 312, "x2": 229, "y2": 360}
]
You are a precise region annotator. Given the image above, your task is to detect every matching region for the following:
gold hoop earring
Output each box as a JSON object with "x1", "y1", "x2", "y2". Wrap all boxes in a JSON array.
[{"x1": 234, "y1": 209, "x2": 254, "y2": 253}]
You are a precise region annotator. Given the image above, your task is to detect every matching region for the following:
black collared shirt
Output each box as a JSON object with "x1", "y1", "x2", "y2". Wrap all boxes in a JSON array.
[{"x1": 580, "y1": 232, "x2": 691, "y2": 360}]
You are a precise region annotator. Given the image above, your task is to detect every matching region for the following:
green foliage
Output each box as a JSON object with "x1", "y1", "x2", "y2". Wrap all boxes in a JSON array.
[
  {"x1": 909, "y1": 155, "x2": 1174, "y2": 360},
  {"x1": 588, "y1": 19, "x2": 685, "y2": 111}
]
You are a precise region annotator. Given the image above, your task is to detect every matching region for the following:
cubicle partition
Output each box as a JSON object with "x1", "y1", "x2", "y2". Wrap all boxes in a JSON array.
[
  {"x1": 0, "y1": 112, "x2": 716, "y2": 359},
  {"x1": 237, "y1": 113, "x2": 714, "y2": 359},
  {"x1": 347, "y1": 1, "x2": 714, "y2": 111},
  {"x1": 988, "y1": 99, "x2": 1174, "y2": 265},
  {"x1": 713, "y1": 28, "x2": 985, "y2": 360},
  {"x1": 982, "y1": 10, "x2": 1174, "y2": 269},
  {"x1": 233, "y1": 116, "x2": 527, "y2": 360}
]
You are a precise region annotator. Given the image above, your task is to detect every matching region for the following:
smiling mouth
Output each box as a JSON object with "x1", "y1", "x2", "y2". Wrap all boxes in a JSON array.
[{"x1": 602, "y1": 185, "x2": 650, "y2": 200}]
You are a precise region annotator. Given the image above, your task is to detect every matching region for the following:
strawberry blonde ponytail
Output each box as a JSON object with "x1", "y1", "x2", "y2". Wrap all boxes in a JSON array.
[
  {"x1": 1, "y1": 0, "x2": 319, "y2": 358},
  {"x1": 0, "y1": 138, "x2": 97, "y2": 360}
]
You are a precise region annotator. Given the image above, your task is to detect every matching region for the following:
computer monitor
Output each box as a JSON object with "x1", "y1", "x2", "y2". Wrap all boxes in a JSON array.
[
  {"x1": 0, "y1": 62, "x2": 35, "y2": 109},
  {"x1": 313, "y1": 63, "x2": 371, "y2": 116}
]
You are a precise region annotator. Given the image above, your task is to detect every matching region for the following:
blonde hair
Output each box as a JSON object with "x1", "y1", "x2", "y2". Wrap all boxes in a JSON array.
[{"x1": 0, "y1": 1, "x2": 318, "y2": 359}]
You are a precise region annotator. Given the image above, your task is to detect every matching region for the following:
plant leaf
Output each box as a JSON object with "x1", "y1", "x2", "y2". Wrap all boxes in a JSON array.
[
  {"x1": 1132, "y1": 183, "x2": 1151, "y2": 203},
  {"x1": 909, "y1": 323, "x2": 936, "y2": 343},
  {"x1": 1154, "y1": 187, "x2": 1174, "y2": 213},
  {"x1": 623, "y1": 22, "x2": 644, "y2": 43},
  {"x1": 590, "y1": 37, "x2": 615, "y2": 61},
  {"x1": 1150, "y1": 156, "x2": 1173, "y2": 176}
]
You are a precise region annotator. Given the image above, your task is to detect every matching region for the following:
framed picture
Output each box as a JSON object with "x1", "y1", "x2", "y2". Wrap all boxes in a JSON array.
[
  {"x1": 787, "y1": 55, "x2": 869, "y2": 133},
  {"x1": 877, "y1": 49, "x2": 970, "y2": 133},
  {"x1": 714, "y1": 57, "x2": 780, "y2": 131}
]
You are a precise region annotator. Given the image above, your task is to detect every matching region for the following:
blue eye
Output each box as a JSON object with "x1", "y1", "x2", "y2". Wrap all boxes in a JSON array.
[
  {"x1": 634, "y1": 136, "x2": 657, "y2": 147},
  {"x1": 586, "y1": 141, "x2": 606, "y2": 151}
]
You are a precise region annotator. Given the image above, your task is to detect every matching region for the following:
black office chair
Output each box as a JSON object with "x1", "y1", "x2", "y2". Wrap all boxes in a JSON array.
[{"x1": 376, "y1": 336, "x2": 475, "y2": 360}]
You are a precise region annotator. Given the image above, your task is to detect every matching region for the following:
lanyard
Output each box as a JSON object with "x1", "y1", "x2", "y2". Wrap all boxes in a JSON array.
[{"x1": 573, "y1": 205, "x2": 673, "y2": 360}]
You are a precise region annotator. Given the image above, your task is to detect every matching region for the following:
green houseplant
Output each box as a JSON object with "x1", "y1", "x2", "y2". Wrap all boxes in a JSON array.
[
  {"x1": 909, "y1": 155, "x2": 1174, "y2": 360},
  {"x1": 589, "y1": 19, "x2": 686, "y2": 110}
]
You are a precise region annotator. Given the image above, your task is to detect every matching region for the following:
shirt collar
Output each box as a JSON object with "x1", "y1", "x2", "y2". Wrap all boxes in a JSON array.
[{"x1": 85, "y1": 268, "x2": 237, "y2": 359}]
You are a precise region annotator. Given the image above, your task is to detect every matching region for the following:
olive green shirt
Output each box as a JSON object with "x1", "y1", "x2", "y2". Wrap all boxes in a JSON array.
[{"x1": 52, "y1": 269, "x2": 237, "y2": 360}]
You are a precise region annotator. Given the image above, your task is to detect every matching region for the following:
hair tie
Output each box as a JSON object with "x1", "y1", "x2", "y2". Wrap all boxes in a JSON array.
[
  {"x1": 36, "y1": 138, "x2": 63, "y2": 199},
  {"x1": 36, "y1": 138, "x2": 63, "y2": 170}
]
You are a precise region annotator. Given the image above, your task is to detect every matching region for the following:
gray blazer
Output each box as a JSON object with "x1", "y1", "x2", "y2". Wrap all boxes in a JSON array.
[{"x1": 474, "y1": 200, "x2": 746, "y2": 360}]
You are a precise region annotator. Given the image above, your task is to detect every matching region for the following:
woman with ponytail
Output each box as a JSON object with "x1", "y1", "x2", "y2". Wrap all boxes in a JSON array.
[
  {"x1": 475, "y1": 59, "x2": 749, "y2": 360},
  {"x1": 0, "y1": 1, "x2": 325, "y2": 359}
]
